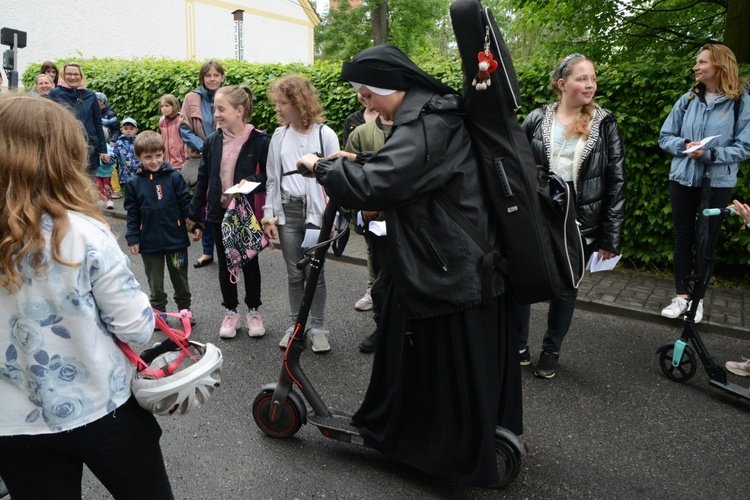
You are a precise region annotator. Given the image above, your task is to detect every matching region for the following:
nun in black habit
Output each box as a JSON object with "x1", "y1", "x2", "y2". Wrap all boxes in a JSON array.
[{"x1": 296, "y1": 44, "x2": 523, "y2": 488}]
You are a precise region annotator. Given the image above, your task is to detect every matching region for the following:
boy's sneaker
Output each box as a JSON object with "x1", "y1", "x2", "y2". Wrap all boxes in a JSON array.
[
  {"x1": 246, "y1": 311, "x2": 265, "y2": 338},
  {"x1": 180, "y1": 307, "x2": 195, "y2": 326},
  {"x1": 535, "y1": 351, "x2": 559, "y2": 379},
  {"x1": 725, "y1": 357, "x2": 750, "y2": 377},
  {"x1": 310, "y1": 328, "x2": 331, "y2": 353},
  {"x1": 279, "y1": 326, "x2": 295, "y2": 349},
  {"x1": 519, "y1": 347, "x2": 531, "y2": 366},
  {"x1": 354, "y1": 288, "x2": 373, "y2": 311},
  {"x1": 154, "y1": 309, "x2": 167, "y2": 330},
  {"x1": 661, "y1": 297, "x2": 689, "y2": 319},
  {"x1": 111, "y1": 191, "x2": 123, "y2": 199},
  {"x1": 219, "y1": 310, "x2": 240, "y2": 338},
  {"x1": 106, "y1": 200, "x2": 114, "y2": 210}
]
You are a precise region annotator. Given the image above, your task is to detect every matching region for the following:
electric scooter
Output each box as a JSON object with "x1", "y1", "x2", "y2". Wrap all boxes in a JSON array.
[
  {"x1": 251, "y1": 198, "x2": 527, "y2": 489},
  {"x1": 656, "y1": 207, "x2": 750, "y2": 401}
]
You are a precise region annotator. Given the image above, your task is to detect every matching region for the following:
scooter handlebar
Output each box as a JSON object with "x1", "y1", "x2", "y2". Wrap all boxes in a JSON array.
[{"x1": 702, "y1": 207, "x2": 735, "y2": 217}]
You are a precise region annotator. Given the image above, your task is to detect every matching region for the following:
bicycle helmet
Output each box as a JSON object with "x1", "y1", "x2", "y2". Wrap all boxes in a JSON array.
[
  {"x1": 131, "y1": 340, "x2": 222, "y2": 415},
  {"x1": 119, "y1": 309, "x2": 223, "y2": 415}
]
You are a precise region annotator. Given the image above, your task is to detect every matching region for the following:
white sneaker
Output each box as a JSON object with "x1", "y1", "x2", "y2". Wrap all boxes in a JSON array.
[
  {"x1": 692, "y1": 301, "x2": 704, "y2": 324},
  {"x1": 661, "y1": 297, "x2": 689, "y2": 319},
  {"x1": 725, "y1": 357, "x2": 750, "y2": 377},
  {"x1": 278, "y1": 326, "x2": 295, "y2": 349},
  {"x1": 219, "y1": 310, "x2": 240, "y2": 338},
  {"x1": 106, "y1": 200, "x2": 114, "y2": 210},
  {"x1": 246, "y1": 311, "x2": 265, "y2": 337},
  {"x1": 310, "y1": 328, "x2": 331, "y2": 353},
  {"x1": 354, "y1": 288, "x2": 373, "y2": 311}
]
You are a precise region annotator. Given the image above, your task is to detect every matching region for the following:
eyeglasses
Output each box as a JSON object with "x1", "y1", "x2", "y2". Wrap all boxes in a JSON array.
[{"x1": 64, "y1": 73, "x2": 81, "y2": 77}]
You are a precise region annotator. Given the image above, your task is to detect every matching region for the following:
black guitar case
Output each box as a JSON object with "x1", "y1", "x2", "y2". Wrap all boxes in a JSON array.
[{"x1": 449, "y1": 0, "x2": 583, "y2": 304}]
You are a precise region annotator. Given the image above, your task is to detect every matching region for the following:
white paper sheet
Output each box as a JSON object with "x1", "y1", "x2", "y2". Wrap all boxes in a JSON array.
[
  {"x1": 586, "y1": 252, "x2": 622, "y2": 273},
  {"x1": 684, "y1": 135, "x2": 720, "y2": 154},
  {"x1": 224, "y1": 181, "x2": 261, "y2": 194},
  {"x1": 301, "y1": 229, "x2": 320, "y2": 248},
  {"x1": 368, "y1": 220, "x2": 387, "y2": 236}
]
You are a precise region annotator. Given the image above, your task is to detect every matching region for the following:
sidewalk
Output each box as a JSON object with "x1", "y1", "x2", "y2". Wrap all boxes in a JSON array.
[{"x1": 104, "y1": 196, "x2": 750, "y2": 339}]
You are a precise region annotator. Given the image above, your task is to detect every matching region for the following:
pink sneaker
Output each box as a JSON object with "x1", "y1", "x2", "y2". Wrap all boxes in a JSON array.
[
  {"x1": 219, "y1": 310, "x2": 240, "y2": 338},
  {"x1": 246, "y1": 311, "x2": 266, "y2": 338}
]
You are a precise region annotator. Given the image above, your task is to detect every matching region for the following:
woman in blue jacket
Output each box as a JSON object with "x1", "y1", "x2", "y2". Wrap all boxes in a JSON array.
[
  {"x1": 49, "y1": 62, "x2": 108, "y2": 172},
  {"x1": 659, "y1": 44, "x2": 750, "y2": 323}
]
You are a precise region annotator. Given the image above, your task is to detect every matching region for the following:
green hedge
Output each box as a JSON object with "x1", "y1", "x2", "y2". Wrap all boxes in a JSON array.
[{"x1": 22, "y1": 56, "x2": 750, "y2": 272}]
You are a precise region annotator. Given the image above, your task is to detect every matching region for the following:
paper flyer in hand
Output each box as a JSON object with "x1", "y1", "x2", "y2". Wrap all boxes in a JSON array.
[
  {"x1": 224, "y1": 181, "x2": 261, "y2": 194},
  {"x1": 684, "y1": 135, "x2": 720, "y2": 154},
  {"x1": 586, "y1": 253, "x2": 622, "y2": 273}
]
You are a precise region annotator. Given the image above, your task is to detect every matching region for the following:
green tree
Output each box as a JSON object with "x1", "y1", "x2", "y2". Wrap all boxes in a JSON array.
[
  {"x1": 315, "y1": 0, "x2": 448, "y2": 60},
  {"x1": 506, "y1": 0, "x2": 748, "y2": 64}
]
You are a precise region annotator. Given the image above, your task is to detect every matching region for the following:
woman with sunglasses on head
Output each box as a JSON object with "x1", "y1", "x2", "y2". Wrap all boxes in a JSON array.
[{"x1": 659, "y1": 44, "x2": 750, "y2": 324}]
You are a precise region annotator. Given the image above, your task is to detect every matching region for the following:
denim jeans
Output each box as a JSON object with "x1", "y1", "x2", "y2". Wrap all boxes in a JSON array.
[
  {"x1": 0, "y1": 398, "x2": 173, "y2": 500},
  {"x1": 277, "y1": 197, "x2": 326, "y2": 329},
  {"x1": 516, "y1": 240, "x2": 596, "y2": 353},
  {"x1": 201, "y1": 221, "x2": 215, "y2": 257}
]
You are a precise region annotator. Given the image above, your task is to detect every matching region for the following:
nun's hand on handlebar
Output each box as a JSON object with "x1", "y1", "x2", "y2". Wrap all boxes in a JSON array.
[
  {"x1": 327, "y1": 151, "x2": 357, "y2": 162},
  {"x1": 296, "y1": 153, "x2": 320, "y2": 178}
]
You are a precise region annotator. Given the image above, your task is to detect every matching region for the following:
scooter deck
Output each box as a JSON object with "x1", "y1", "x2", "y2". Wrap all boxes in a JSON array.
[
  {"x1": 308, "y1": 412, "x2": 367, "y2": 446},
  {"x1": 709, "y1": 379, "x2": 750, "y2": 400}
]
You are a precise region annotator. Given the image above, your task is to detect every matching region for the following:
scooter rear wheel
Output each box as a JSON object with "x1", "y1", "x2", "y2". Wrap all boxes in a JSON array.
[
  {"x1": 494, "y1": 437, "x2": 521, "y2": 489},
  {"x1": 252, "y1": 391, "x2": 302, "y2": 438},
  {"x1": 658, "y1": 342, "x2": 697, "y2": 382}
]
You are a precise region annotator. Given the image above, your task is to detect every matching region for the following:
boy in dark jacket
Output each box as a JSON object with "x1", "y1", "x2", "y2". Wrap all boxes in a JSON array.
[{"x1": 125, "y1": 131, "x2": 202, "y2": 323}]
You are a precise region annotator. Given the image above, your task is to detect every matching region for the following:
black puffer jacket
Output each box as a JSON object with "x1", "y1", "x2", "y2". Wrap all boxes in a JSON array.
[
  {"x1": 522, "y1": 104, "x2": 626, "y2": 253},
  {"x1": 189, "y1": 127, "x2": 270, "y2": 224},
  {"x1": 316, "y1": 87, "x2": 503, "y2": 320}
]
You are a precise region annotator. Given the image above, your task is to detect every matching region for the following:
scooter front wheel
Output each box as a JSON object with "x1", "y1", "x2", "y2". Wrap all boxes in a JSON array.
[
  {"x1": 252, "y1": 391, "x2": 302, "y2": 438},
  {"x1": 658, "y1": 342, "x2": 697, "y2": 382},
  {"x1": 493, "y1": 437, "x2": 521, "y2": 489}
]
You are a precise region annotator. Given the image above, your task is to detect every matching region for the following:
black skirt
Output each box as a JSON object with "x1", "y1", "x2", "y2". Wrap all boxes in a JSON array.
[{"x1": 352, "y1": 283, "x2": 523, "y2": 487}]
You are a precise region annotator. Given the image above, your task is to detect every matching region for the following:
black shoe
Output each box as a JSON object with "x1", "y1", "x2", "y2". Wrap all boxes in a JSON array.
[
  {"x1": 519, "y1": 347, "x2": 531, "y2": 366},
  {"x1": 359, "y1": 331, "x2": 378, "y2": 353},
  {"x1": 193, "y1": 256, "x2": 214, "y2": 268},
  {"x1": 535, "y1": 351, "x2": 559, "y2": 379}
]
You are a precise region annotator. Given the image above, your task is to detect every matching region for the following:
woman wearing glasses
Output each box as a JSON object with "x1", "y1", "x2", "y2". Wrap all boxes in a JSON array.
[{"x1": 49, "y1": 62, "x2": 109, "y2": 172}]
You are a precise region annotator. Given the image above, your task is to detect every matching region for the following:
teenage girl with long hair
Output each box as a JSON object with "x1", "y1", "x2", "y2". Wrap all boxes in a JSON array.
[
  {"x1": 262, "y1": 74, "x2": 340, "y2": 353},
  {"x1": 188, "y1": 85, "x2": 270, "y2": 339}
]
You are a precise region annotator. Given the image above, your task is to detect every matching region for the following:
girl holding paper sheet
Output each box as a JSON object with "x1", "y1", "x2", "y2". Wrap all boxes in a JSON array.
[
  {"x1": 659, "y1": 44, "x2": 750, "y2": 324},
  {"x1": 516, "y1": 53, "x2": 626, "y2": 379},
  {"x1": 187, "y1": 85, "x2": 270, "y2": 339}
]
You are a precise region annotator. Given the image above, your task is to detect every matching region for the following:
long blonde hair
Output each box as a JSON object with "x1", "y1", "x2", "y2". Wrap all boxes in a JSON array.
[
  {"x1": 551, "y1": 54, "x2": 596, "y2": 139},
  {"x1": 0, "y1": 94, "x2": 105, "y2": 293},
  {"x1": 700, "y1": 44, "x2": 747, "y2": 100}
]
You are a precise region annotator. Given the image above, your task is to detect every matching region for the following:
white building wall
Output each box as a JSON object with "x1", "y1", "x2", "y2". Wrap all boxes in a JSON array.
[{"x1": 0, "y1": 0, "x2": 316, "y2": 88}]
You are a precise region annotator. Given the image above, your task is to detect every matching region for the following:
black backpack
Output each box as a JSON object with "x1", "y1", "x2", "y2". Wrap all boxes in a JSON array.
[{"x1": 446, "y1": 0, "x2": 583, "y2": 304}]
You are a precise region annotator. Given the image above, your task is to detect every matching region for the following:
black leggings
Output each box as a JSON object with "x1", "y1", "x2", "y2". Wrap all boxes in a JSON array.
[
  {"x1": 669, "y1": 181, "x2": 733, "y2": 295},
  {"x1": 213, "y1": 222, "x2": 262, "y2": 310}
]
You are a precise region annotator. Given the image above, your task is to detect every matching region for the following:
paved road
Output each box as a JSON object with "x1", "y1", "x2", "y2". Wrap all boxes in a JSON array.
[{"x1": 81, "y1": 219, "x2": 750, "y2": 499}]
